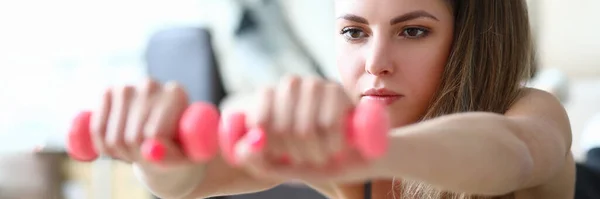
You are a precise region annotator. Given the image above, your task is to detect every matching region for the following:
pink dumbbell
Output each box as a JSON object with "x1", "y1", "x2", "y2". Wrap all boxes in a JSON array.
[
  {"x1": 67, "y1": 101, "x2": 389, "y2": 164},
  {"x1": 218, "y1": 101, "x2": 390, "y2": 165},
  {"x1": 67, "y1": 102, "x2": 221, "y2": 162}
]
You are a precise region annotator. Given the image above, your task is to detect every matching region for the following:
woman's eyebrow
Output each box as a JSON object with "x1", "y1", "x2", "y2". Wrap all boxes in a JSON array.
[
  {"x1": 336, "y1": 10, "x2": 439, "y2": 25},
  {"x1": 337, "y1": 14, "x2": 369, "y2": 24},
  {"x1": 390, "y1": 10, "x2": 439, "y2": 25}
]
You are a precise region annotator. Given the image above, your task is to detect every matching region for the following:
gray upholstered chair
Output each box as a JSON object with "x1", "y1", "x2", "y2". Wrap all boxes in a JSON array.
[{"x1": 145, "y1": 27, "x2": 226, "y2": 105}]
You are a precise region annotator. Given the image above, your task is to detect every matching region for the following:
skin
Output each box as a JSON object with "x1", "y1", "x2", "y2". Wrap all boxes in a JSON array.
[
  {"x1": 89, "y1": 0, "x2": 575, "y2": 198},
  {"x1": 335, "y1": 0, "x2": 452, "y2": 128}
]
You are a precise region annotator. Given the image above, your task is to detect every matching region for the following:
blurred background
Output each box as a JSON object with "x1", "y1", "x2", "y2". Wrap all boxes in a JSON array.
[{"x1": 0, "y1": 0, "x2": 598, "y2": 198}]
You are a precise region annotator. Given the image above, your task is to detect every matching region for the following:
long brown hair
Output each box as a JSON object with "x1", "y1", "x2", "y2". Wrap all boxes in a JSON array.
[{"x1": 400, "y1": 0, "x2": 534, "y2": 198}]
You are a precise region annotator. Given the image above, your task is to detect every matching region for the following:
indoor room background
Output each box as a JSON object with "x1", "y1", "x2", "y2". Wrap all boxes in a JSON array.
[{"x1": 0, "y1": 0, "x2": 598, "y2": 198}]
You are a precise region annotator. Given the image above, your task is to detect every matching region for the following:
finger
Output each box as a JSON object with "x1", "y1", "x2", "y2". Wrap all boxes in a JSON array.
[
  {"x1": 273, "y1": 75, "x2": 300, "y2": 134},
  {"x1": 294, "y1": 78, "x2": 328, "y2": 166},
  {"x1": 319, "y1": 83, "x2": 352, "y2": 158},
  {"x1": 234, "y1": 128, "x2": 273, "y2": 179},
  {"x1": 143, "y1": 81, "x2": 189, "y2": 164},
  {"x1": 219, "y1": 111, "x2": 247, "y2": 165},
  {"x1": 250, "y1": 88, "x2": 287, "y2": 164},
  {"x1": 125, "y1": 79, "x2": 160, "y2": 161},
  {"x1": 90, "y1": 88, "x2": 112, "y2": 157},
  {"x1": 273, "y1": 76, "x2": 304, "y2": 165},
  {"x1": 251, "y1": 88, "x2": 274, "y2": 139},
  {"x1": 105, "y1": 85, "x2": 136, "y2": 162}
]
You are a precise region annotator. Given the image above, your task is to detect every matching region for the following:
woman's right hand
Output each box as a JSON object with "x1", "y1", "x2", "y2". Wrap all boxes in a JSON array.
[{"x1": 90, "y1": 78, "x2": 205, "y2": 198}]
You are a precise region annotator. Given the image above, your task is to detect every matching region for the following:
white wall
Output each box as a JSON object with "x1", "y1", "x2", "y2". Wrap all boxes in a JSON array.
[
  {"x1": 282, "y1": 0, "x2": 338, "y2": 80},
  {"x1": 0, "y1": 0, "x2": 215, "y2": 151},
  {"x1": 536, "y1": 0, "x2": 600, "y2": 77}
]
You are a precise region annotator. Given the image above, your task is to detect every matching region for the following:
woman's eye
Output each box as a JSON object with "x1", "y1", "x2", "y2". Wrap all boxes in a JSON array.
[
  {"x1": 341, "y1": 28, "x2": 367, "y2": 40},
  {"x1": 401, "y1": 27, "x2": 429, "y2": 39}
]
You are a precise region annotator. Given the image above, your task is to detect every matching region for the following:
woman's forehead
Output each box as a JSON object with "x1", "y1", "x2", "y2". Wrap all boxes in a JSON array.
[{"x1": 334, "y1": 0, "x2": 452, "y2": 20}]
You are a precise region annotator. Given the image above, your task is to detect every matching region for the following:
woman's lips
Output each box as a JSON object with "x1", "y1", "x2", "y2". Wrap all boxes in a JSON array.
[
  {"x1": 361, "y1": 95, "x2": 402, "y2": 105},
  {"x1": 361, "y1": 88, "x2": 403, "y2": 105}
]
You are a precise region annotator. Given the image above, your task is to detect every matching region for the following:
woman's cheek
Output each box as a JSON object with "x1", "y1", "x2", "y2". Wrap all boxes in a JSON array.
[
  {"x1": 405, "y1": 58, "x2": 444, "y2": 96},
  {"x1": 337, "y1": 50, "x2": 364, "y2": 84}
]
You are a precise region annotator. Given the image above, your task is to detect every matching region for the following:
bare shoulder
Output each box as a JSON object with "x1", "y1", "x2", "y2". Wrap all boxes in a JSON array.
[
  {"x1": 510, "y1": 88, "x2": 575, "y2": 198},
  {"x1": 508, "y1": 87, "x2": 569, "y2": 118},
  {"x1": 508, "y1": 87, "x2": 568, "y2": 117},
  {"x1": 507, "y1": 87, "x2": 572, "y2": 151}
]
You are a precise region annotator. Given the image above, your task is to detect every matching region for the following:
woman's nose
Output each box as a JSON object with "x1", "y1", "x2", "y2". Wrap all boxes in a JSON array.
[{"x1": 365, "y1": 41, "x2": 395, "y2": 76}]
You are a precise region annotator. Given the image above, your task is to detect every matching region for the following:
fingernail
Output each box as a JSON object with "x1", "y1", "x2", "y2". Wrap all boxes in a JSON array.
[
  {"x1": 247, "y1": 128, "x2": 266, "y2": 152},
  {"x1": 141, "y1": 139, "x2": 165, "y2": 163},
  {"x1": 230, "y1": 128, "x2": 265, "y2": 167}
]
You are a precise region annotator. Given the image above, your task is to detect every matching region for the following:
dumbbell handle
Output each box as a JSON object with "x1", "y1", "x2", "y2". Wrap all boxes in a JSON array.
[{"x1": 67, "y1": 101, "x2": 389, "y2": 163}]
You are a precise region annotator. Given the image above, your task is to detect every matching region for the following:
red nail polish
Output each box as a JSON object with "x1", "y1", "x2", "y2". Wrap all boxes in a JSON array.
[
  {"x1": 247, "y1": 128, "x2": 266, "y2": 152},
  {"x1": 142, "y1": 139, "x2": 165, "y2": 163}
]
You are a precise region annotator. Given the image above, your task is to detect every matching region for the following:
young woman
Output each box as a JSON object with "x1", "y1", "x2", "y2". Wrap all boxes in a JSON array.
[{"x1": 88, "y1": 0, "x2": 575, "y2": 198}]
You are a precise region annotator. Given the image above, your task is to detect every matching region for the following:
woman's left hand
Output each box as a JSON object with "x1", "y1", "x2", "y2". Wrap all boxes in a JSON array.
[{"x1": 230, "y1": 76, "x2": 375, "y2": 183}]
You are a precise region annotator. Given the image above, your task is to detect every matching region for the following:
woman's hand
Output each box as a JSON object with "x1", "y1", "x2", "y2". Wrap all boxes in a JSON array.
[
  {"x1": 231, "y1": 76, "x2": 374, "y2": 183},
  {"x1": 90, "y1": 78, "x2": 206, "y2": 198}
]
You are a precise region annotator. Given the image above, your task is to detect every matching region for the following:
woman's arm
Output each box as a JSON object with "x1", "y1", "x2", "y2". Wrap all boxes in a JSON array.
[
  {"x1": 374, "y1": 88, "x2": 572, "y2": 195},
  {"x1": 180, "y1": 156, "x2": 282, "y2": 199}
]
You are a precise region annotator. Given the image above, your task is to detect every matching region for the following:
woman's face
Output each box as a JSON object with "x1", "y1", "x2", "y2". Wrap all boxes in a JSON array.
[{"x1": 335, "y1": 0, "x2": 454, "y2": 127}]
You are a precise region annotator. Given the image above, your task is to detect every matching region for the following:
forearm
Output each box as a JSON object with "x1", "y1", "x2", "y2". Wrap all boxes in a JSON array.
[
  {"x1": 133, "y1": 163, "x2": 207, "y2": 199},
  {"x1": 183, "y1": 157, "x2": 282, "y2": 199},
  {"x1": 134, "y1": 157, "x2": 280, "y2": 199},
  {"x1": 377, "y1": 112, "x2": 533, "y2": 195}
]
